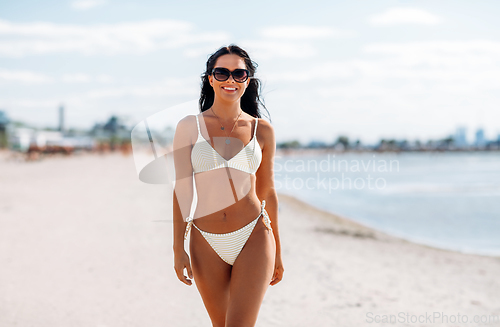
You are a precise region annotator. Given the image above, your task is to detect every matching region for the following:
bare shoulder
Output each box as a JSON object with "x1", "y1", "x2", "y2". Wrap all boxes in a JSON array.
[
  {"x1": 177, "y1": 114, "x2": 197, "y2": 128},
  {"x1": 256, "y1": 118, "x2": 275, "y2": 150},
  {"x1": 174, "y1": 115, "x2": 198, "y2": 145},
  {"x1": 256, "y1": 118, "x2": 275, "y2": 136}
]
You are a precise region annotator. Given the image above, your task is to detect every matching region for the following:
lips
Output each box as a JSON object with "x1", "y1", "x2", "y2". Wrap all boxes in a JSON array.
[{"x1": 222, "y1": 86, "x2": 237, "y2": 91}]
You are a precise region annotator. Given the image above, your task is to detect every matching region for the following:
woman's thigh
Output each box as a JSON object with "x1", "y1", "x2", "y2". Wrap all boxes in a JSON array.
[
  {"x1": 190, "y1": 227, "x2": 232, "y2": 326},
  {"x1": 226, "y1": 220, "x2": 276, "y2": 327}
]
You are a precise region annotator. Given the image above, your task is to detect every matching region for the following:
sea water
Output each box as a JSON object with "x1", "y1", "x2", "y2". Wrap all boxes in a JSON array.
[{"x1": 275, "y1": 151, "x2": 500, "y2": 256}]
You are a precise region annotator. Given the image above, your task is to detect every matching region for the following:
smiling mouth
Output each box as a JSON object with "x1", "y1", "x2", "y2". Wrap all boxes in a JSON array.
[{"x1": 222, "y1": 87, "x2": 237, "y2": 91}]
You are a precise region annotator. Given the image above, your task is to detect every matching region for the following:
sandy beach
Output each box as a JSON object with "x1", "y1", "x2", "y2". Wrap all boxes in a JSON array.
[{"x1": 1, "y1": 151, "x2": 499, "y2": 327}]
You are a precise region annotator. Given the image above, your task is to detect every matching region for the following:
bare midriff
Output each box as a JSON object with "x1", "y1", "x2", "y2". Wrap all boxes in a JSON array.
[{"x1": 192, "y1": 168, "x2": 262, "y2": 233}]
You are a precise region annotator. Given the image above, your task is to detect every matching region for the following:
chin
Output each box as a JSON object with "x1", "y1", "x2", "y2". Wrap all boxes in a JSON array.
[{"x1": 219, "y1": 93, "x2": 244, "y2": 102}]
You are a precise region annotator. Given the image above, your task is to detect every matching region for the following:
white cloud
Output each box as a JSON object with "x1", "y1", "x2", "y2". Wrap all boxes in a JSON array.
[
  {"x1": 62, "y1": 73, "x2": 92, "y2": 83},
  {"x1": 95, "y1": 74, "x2": 113, "y2": 83},
  {"x1": 71, "y1": 0, "x2": 107, "y2": 10},
  {"x1": 61, "y1": 73, "x2": 114, "y2": 83},
  {"x1": 0, "y1": 19, "x2": 230, "y2": 57},
  {"x1": 263, "y1": 40, "x2": 500, "y2": 89},
  {"x1": 0, "y1": 70, "x2": 117, "y2": 84},
  {"x1": 0, "y1": 98, "x2": 60, "y2": 109},
  {"x1": 260, "y1": 25, "x2": 355, "y2": 39},
  {"x1": 231, "y1": 25, "x2": 355, "y2": 60},
  {"x1": 0, "y1": 68, "x2": 53, "y2": 83},
  {"x1": 363, "y1": 40, "x2": 500, "y2": 60},
  {"x1": 239, "y1": 40, "x2": 317, "y2": 60},
  {"x1": 369, "y1": 8, "x2": 442, "y2": 26},
  {"x1": 85, "y1": 77, "x2": 198, "y2": 99}
]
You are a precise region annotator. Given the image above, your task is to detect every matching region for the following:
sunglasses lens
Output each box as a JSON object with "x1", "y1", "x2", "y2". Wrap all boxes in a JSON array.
[
  {"x1": 232, "y1": 69, "x2": 249, "y2": 82},
  {"x1": 212, "y1": 68, "x2": 249, "y2": 82},
  {"x1": 213, "y1": 68, "x2": 230, "y2": 81}
]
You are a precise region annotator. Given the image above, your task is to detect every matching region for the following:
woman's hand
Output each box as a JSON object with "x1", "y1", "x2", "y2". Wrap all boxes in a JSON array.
[
  {"x1": 270, "y1": 254, "x2": 284, "y2": 286},
  {"x1": 174, "y1": 249, "x2": 194, "y2": 286}
]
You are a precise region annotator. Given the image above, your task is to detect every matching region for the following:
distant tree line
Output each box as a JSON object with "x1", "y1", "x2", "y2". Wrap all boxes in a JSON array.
[{"x1": 277, "y1": 134, "x2": 500, "y2": 152}]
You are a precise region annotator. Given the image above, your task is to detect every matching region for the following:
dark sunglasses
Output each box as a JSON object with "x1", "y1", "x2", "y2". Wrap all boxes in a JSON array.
[{"x1": 211, "y1": 67, "x2": 250, "y2": 83}]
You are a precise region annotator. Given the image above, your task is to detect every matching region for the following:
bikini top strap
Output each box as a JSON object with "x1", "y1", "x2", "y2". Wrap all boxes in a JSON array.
[
  {"x1": 253, "y1": 118, "x2": 259, "y2": 138},
  {"x1": 252, "y1": 118, "x2": 259, "y2": 152},
  {"x1": 195, "y1": 115, "x2": 201, "y2": 134}
]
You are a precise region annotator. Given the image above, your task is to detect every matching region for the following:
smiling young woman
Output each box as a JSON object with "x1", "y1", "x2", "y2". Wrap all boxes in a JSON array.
[{"x1": 172, "y1": 45, "x2": 284, "y2": 327}]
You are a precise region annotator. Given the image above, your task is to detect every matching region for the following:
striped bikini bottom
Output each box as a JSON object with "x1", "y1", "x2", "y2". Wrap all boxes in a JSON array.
[{"x1": 185, "y1": 200, "x2": 272, "y2": 265}]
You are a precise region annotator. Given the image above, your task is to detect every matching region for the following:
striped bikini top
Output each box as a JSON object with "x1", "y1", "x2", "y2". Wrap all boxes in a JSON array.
[{"x1": 191, "y1": 114, "x2": 262, "y2": 175}]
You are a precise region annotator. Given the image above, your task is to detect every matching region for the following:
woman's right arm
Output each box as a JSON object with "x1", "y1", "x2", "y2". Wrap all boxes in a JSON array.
[{"x1": 172, "y1": 115, "x2": 195, "y2": 285}]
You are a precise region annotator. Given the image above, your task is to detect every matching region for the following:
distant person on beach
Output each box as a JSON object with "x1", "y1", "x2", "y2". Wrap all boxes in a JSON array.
[{"x1": 172, "y1": 45, "x2": 284, "y2": 326}]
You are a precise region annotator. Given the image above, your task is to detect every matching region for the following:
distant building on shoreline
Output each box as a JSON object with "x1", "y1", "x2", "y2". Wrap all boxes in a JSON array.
[
  {"x1": 455, "y1": 126, "x2": 467, "y2": 148},
  {"x1": 475, "y1": 128, "x2": 486, "y2": 147},
  {"x1": 58, "y1": 104, "x2": 65, "y2": 133}
]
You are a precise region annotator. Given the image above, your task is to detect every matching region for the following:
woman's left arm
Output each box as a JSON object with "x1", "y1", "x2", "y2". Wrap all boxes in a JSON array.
[{"x1": 255, "y1": 118, "x2": 284, "y2": 285}]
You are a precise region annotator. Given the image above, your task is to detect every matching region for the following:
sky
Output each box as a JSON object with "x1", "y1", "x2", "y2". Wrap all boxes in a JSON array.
[{"x1": 1, "y1": 0, "x2": 500, "y2": 145}]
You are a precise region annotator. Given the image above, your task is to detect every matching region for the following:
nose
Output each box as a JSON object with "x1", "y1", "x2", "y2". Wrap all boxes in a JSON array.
[{"x1": 226, "y1": 74, "x2": 236, "y2": 83}]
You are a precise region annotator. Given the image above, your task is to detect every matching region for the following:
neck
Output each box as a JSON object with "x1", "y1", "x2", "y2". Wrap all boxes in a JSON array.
[{"x1": 210, "y1": 98, "x2": 242, "y2": 120}]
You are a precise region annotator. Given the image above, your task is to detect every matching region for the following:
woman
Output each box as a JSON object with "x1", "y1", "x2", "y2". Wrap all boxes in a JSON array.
[{"x1": 172, "y1": 45, "x2": 284, "y2": 327}]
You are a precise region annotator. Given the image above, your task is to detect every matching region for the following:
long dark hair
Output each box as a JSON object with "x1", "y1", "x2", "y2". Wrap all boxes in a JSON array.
[{"x1": 199, "y1": 44, "x2": 270, "y2": 120}]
